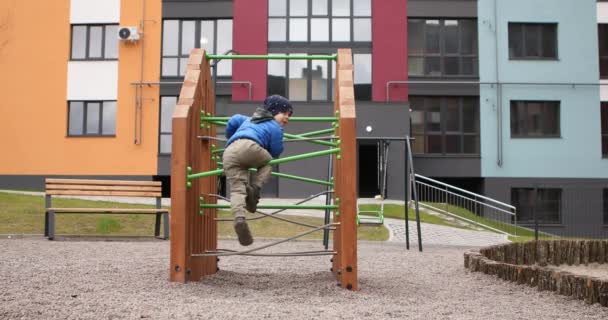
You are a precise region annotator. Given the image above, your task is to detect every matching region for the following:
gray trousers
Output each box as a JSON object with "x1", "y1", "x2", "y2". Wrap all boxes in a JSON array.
[{"x1": 222, "y1": 139, "x2": 273, "y2": 218}]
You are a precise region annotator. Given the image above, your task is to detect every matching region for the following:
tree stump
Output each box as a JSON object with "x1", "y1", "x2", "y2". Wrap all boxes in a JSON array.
[
  {"x1": 581, "y1": 241, "x2": 590, "y2": 266},
  {"x1": 599, "y1": 279, "x2": 608, "y2": 307},
  {"x1": 590, "y1": 241, "x2": 599, "y2": 264},
  {"x1": 537, "y1": 241, "x2": 548, "y2": 267},
  {"x1": 573, "y1": 241, "x2": 581, "y2": 266},
  {"x1": 553, "y1": 240, "x2": 562, "y2": 266},
  {"x1": 517, "y1": 243, "x2": 525, "y2": 265}
]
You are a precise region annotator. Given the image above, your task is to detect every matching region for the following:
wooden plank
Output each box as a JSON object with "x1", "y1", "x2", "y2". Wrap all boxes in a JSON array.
[
  {"x1": 45, "y1": 190, "x2": 161, "y2": 197},
  {"x1": 45, "y1": 179, "x2": 161, "y2": 186},
  {"x1": 46, "y1": 184, "x2": 161, "y2": 192},
  {"x1": 170, "y1": 105, "x2": 191, "y2": 283},
  {"x1": 47, "y1": 208, "x2": 168, "y2": 213},
  {"x1": 336, "y1": 48, "x2": 358, "y2": 291}
]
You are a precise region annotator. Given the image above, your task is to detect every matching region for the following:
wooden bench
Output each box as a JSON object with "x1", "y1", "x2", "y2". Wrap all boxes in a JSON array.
[{"x1": 44, "y1": 179, "x2": 169, "y2": 240}]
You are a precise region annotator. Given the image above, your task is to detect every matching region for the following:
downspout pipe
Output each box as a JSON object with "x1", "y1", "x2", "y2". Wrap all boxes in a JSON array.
[{"x1": 494, "y1": 0, "x2": 503, "y2": 167}]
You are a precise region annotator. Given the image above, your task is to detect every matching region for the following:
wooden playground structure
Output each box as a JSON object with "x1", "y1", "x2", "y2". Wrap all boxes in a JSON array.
[{"x1": 169, "y1": 48, "x2": 358, "y2": 290}]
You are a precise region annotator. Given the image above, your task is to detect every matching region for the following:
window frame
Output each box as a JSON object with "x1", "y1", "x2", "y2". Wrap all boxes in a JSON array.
[
  {"x1": 604, "y1": 188, "x2": 608, "y2": 225},
  {"x1": 511, "y1": 187, "x2": 562, "y2": 225},
  {"x1": 599, "y1": 24, "x2": 608, "y2": 79},
  {"x1": 602, "y1": 102, "x2": 608, "y2": 158},
  {"x1": 409, "y1": 96, "x2": 480, "y2": 155},
  {"x1": 161, "y1": 19, "x2": 233, "y2": 78},
  {"x1": 510, "y1": 100, "x2": 561, "y2": 138},
  {"x1": 407, "y1": 18, "x2": 479, "y2": 77},
  {"x1": 67, "y1": 100, "x2": 117, "y2": 137},
  {"x1": 508, "y1": 22, "x2": 558, "y2": 60},
  {"x1": 268, "y1": 0, "x2": 372, "y2": 46},
  {"x1": 70, "y1": 24, "x2": 119, "y2": 61}
]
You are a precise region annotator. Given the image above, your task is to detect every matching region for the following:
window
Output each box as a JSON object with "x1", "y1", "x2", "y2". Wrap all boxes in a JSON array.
[
  {"x1": 268, "y1": 0, "x2": 371, "y2": 43},
  {"x1": 510, "y1": 101, "x2": 560, "y2": 138},
  {"x1": 408, "y1": 19, "x2": 478, "y2": 76},
  {"x1": 508, "y1": 23, "x2": 557, "y2": 59},
  {"x1": 71, "y1": 25, "x2": 119, "y2": 60},
  {"x1": 267, "y1": 53, "x2": 371, "y2": 101},
  {"x1": 599, "y1": 25, "x2": 608, "y2": 79},
  {"x1": 353, "y1": 53, "x2": 372, "y2": 100},
  {"x1": 410, "y1": 96, "x2": 479, "y2": 154},
  {"x1": 161, "y1": 19, "x2": 233, "y2": 77},
  {"x1": 159, "y1": 97, "x2": 177, "y2": 154},
  {"x1": 602, "y1": 103, "x2": 608, "y2": 157},
  {"x1": 512, "y1": 188, "x2": 561, "y2": 224},
  {"x1": 68, "y1": 101, "x2": 116, "y2": 136}
]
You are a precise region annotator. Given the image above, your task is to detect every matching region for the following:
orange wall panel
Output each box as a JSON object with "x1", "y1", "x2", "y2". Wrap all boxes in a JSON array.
[{"x1": 0, "y1": 0, "x2": 162, "y2": 176}]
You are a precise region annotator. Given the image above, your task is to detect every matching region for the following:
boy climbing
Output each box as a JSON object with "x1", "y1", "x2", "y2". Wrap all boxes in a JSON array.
[{"x1": 222, "y1": 95, "x2": 293, "y2": 246}]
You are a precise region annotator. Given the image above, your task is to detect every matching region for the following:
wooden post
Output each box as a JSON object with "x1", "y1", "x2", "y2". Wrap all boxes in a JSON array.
[
  {"x1": 170, "y1": 49, "x2": 217, "y2": 282},
  {"x1": 333, "y1": 48, "x2": 358, "y2": 291}
]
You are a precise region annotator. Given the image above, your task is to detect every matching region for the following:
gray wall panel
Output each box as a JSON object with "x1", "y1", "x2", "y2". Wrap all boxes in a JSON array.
[
  {"x1": 408, "y1": 0, "x2": 477, "y2": 18},
  {"x1": 357, "y1": 102, "x2": 409, "y2": 199},
  {"x1": 406, "y1": 81, "x2": 479, "y2": 97},
  {"x1": 484, "y1": 178, "x2": 608, "y2": 238},
  {"x1": 163, "y1": 0, "x2": 233, "y2": 19},
  {"x1": 413, "y1": 157, "x2": 481, "y2": 177}
]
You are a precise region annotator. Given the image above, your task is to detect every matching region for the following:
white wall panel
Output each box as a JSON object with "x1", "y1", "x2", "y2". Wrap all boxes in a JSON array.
[
  {"x1": 67, "y1": 61, "x2": 118, "y2": 100},
  {"x1": 601, "y1": 80, "x2": 608, "y2": 101},
  {"x1": 71, "y1": 0, "x2": 121, "y2": 23}
]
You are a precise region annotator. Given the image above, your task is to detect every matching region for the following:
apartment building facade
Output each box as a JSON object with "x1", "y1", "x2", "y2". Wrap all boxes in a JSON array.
[{"x1": 0, "y1": 0, "x2": 606, "y2": 236}]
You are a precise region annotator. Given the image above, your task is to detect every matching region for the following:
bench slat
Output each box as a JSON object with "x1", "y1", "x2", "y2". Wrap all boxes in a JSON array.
[
  {"x1": 45, "y1": 179, "x2": 161, "y2": 187},
  {"x1": 46, "y1": 190, "x2": 162, "y2": 197},
  {"x1": 47, "y1": 208, "x2": 168, "y2": 213},
  {"x1": 46, "y1": 184, "x2": 161, "y2": 192}
]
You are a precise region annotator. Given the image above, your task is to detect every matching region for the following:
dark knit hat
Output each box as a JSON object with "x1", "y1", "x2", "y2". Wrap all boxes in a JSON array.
[{"x1": 264, "y1": 95, "x2": 293, "y2": 116}]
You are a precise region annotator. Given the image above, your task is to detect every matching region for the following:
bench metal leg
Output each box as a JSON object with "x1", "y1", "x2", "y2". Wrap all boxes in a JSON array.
[
  {"x1": 154, "y1": 213, "x2": 161, "y2": 238},
  {"x1": 45, "y1": 195, "x2": 51, "y2": 238},
  {"x1": 48, "y1": 210, "x2": 55, "y2": 240},
  {"x1": 163, "y1": 212, "x2": 169, "y2": 240},
  {"x1": 44, "y1": 211, "x2": 49, "y2": 237}
]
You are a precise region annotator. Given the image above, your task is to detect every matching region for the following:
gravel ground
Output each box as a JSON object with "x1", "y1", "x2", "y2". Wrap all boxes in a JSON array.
[{"x1": 1, "y1": 238, "x2": 608, "y2": 320}]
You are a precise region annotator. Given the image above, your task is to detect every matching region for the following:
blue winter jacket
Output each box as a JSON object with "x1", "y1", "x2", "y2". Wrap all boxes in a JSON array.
[{"x1": 225, "y1": 108, "x2": 284, "y2": 158}]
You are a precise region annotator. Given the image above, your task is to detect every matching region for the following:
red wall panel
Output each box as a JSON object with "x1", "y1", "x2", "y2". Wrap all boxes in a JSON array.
[
  {"x1": 232, "y1": 0, "x2": 268, "y2": 101},
  {"x1": 372, "y1": 0, "x2": 408, "y2": 101}
]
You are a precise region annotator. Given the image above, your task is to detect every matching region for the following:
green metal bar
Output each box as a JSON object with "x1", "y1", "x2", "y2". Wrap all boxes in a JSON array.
[
  {"x1": 201, "y1": 116, "x2": 338, "y2": 122},
  {"x1": 187, "y1": 148, "x2": 340, "y2": 180},
  {"x1": 212, "y1": 148, "x2": 225, "y2": 154},
  {"x1": 187, "y1": 168, "x2": 224, "y2": 180},
  {"x1": 206, "y1": 53, "x2": 337, "y2": 61},
  {"x1": 268, "y1": 148, "x2": 340, "y2": 165},
  {"x1": 283, "y1": 133, "x2": 337, "y2": 147},
  {"x1": 200, "y1": 204, "x2": 339, "y2": 210},
  {"x1": 215, "y1": 164, "x2": 331, "y2": 186},
  {"x1": 295, "y1": 128, "x2": 336, "y2": 137}
]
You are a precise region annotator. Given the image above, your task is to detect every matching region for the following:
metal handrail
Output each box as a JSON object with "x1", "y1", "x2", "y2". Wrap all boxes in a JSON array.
[
  {"x1": 415, "y1": 173, "x2": 516, "y2": 211},
  {"x1": 416, "y1": 180, "x2": 515, "y2": 216},
  {"x1": 417, "y1": 202, "x2": 511, "y2": 235}
]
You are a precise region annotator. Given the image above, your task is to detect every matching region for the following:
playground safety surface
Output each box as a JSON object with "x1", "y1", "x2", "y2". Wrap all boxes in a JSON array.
[{"x1": 1, "y1": 239, "x2": 607, "y2": 319}]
